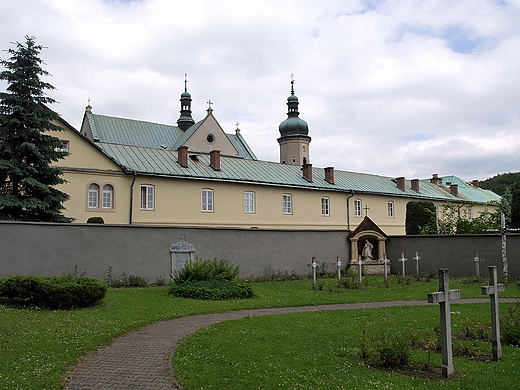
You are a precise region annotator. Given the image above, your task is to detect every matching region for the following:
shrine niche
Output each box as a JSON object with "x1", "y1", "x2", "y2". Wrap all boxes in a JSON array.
[{"x1": 349, "y1": 216, "x2": 388, "y2": 274}]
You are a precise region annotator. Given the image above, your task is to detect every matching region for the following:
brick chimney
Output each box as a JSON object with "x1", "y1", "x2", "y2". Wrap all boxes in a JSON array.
[
  {"x1": 396, "y1": 177, "x2": 405, "y2": 190},
  {"x1": 177, "y1": 146, "x2": 188, "y2": 168},
  {"x1": 450, "y1": 184, "x2": 458, "y2": 196},
  {"x1": 430, "y1": 173, "x2": 443, "y2": 185},
  {"x1": 302, "y1": 163, "x2": 313, "y2": 182},
  {"x1": 210, "y1": 150, "x2": 221, "y2": 171},
  {"x1": 411, "y1": 179, "x2": 420, "y2": 192},
  {"x1": 324, "y1": 167, "x2": 334, "y2": 184},
  {"x1": 472, "y1": 180, "x2": 479, "y2": 188}
]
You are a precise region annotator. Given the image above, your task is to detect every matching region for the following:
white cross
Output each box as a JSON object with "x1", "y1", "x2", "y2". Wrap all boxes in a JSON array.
[
  {"x1": 482, "y1": 266, "x2": 505, "y2": 361},
  {"x1": 413, "y1": 251, "x2": 421, "y2": 278},
  {"x1": 428, "y1": 269, "x2": 461, "y2": 378},
  {"x1": 398, "y1": 253, "x2": 407, "y2": 280},
  {"x1": 382, "y1": 254, "x2": 390, "y2": 284}
]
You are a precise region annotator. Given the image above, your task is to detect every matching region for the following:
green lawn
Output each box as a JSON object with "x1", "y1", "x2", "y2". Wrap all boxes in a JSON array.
[{"x1": 0, "y1": 276, "x2": 519, "y2": 389}]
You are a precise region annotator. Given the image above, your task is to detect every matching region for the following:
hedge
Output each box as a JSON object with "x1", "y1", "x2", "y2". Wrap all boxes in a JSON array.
[
  {"x1": 0, "y1": 275, "x2": 108, "y2": 310},
  {"x1": 168, "y1": 279, "x2": 253, "y2": 300}
]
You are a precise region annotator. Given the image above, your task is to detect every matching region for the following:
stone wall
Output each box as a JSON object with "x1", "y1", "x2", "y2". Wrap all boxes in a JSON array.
[{"x1": 1, "y1": 221, "x2": 518, "y2": 281}]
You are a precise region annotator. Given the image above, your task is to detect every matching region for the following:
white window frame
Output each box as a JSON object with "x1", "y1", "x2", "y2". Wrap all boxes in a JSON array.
[
  {"x1": 140, "y1": 185, "x2": 154, "y2": 210},
  {"x1": 354, "y1": 199, "x2": 362, "y2": 217},
  {"x1": 387, "y1": 201, "x2": 394, "y2": 218},
  {"x1": 282, "y1": 194, "x2": 292, "y2": 214},
  {"x1": 87, "y1": 184, "x2": 99, "y2": 209},
  {"x1": 244, "y1": 192, "x2": 255, "y2": 213},
  {"x1": 55, "y1": 140, "x2": 69, "y2": 153},
  {"x1": 467, "y1": 207, "x2": 473, "y2": 219},
  {"x1": 321, "y1": 197, "x2": 330, "y2": 216},
  {"x1": 102, "y1": 185, "x2": 113, "y2": 209},
  {"x1": 202, "y1": 189, "x2": 214, "y2": 212}
]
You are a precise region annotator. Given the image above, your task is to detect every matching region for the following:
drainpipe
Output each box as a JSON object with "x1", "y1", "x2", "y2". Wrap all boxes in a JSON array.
[
  {"x1": 346, "y1": 191, "x2": 355, "y2": 230},
  {"x1": 129, "y1": 171, "x2": 137, "y2": 225}
]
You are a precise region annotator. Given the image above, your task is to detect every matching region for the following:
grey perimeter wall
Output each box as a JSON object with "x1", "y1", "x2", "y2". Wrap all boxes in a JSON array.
[{"x1": 1, "y1": 221, "x2": 518, "y2": 281}]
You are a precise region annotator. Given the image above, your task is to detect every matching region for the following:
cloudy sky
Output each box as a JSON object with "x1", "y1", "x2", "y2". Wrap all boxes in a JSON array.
[{"x1": 1, "y1": 0, "x2": 520, "y2": 181}]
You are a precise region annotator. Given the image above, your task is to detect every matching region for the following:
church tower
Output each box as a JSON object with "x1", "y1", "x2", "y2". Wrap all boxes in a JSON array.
[
  {"x1": 177, "y1": 74, "x2": 195, "y2": 131},
  {"x1": 277, "y1": 77, "x2": 311, "y2": 165}
]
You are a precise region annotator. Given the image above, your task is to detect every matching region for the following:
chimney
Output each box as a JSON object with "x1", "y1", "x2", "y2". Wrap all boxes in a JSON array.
[
  {"x1": 302, "y1": 163, "x2": 313, "y2": 182},
  {"x1": 450, "y1": 184, "x2": 459, "y2": 196},
  {"x1": 430, "y1": 173, "x2": 443, "y2": 185},
  {"x1": 411, "y1": 179, "x2": 420, "y2": 192},
  {"x1": 396, "y1": 177, "x2": 405, "y2": 190},
  {"x1": 324, "y1": 167, "x2": 335, "y2": 184},
  {"x1": 177, "y1": 146, "x2": 188, "y2": 167},
  {"x1": 210, "y1": 150, "x2": 220, "y2": 171},
  {"x1": 472, "y1": 180, "x2": 479, "y2": 188}
]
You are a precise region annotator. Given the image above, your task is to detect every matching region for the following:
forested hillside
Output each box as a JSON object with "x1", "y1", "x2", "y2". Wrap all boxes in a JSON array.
[{"x1": 480, "y1": 172, "x2": 520, "y2": 196}]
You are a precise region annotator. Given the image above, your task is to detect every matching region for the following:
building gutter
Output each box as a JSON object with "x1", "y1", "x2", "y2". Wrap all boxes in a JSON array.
[
  {"x1": 346, "y1": 190, "x2": 355, "y2": 231},
  {"x1": 129, "y1": 171, "x2": 137, "y2": 225}
]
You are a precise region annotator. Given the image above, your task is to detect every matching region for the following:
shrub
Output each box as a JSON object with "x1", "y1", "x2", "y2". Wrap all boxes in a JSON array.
[
  {"x1": 172, "y1": 257, "x2": 240, "y2": 284},
  {"x1": 0, "y1": 275, "x2": 107, "y2": 309},
  {"x1": 86, "y1": 216, "x2": 104, "y2": 224},
  {"x1": 501, "y1": 303, "x2": 520, "y2": 346},
  {"x1": 168, "y1": 279, "x2": 253, "y2": 300},
  {"x1": 359, "y1": 332, "x2": 411, "y2": 368}
]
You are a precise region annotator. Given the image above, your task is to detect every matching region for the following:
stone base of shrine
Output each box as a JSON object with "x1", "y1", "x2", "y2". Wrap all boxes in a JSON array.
[{"x1": 352, "y1": 261, "x2": 386, "y2": 275}]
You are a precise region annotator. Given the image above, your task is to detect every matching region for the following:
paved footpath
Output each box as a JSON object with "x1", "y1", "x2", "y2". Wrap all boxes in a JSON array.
[{"x1": 64, "y1": 298, "x2": 520, "y2": 390}]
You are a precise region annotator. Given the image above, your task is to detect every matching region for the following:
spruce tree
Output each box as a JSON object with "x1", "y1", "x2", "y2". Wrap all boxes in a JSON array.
[{"x1": 0, "y1": 36, "x2": 72, "y2": 222}]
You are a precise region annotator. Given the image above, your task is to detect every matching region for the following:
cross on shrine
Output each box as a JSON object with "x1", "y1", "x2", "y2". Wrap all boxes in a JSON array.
[
  {"x1": 398, "y1": 253, "x2": 407, "y2": 280},
  {"x1": 428, "y1": 269, "x2": 461, "y2": 378},
  {"x1": 481, "y1": 266, "x2": 505, "y2": 361},
  {"x1": 207, "y1": 100, "x2": 213, "y2": 110},
  {"x1": 413, "y1": 251, "x2": 421, "y2": 278},
  {"x1": 363, "y1": 205, "x2": 370, "y2": 217}
]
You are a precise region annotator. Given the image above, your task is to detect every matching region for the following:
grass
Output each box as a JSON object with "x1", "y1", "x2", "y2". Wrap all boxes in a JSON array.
[
  {"x1": 174, "y1": 304, "x2": 520, "y2": 390},
  {"x1": 0, "y1": 275, "x2": 519, "y2": 389}
]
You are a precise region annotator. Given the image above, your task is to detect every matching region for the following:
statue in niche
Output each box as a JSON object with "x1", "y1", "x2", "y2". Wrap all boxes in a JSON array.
[{"x1": 362, "y1": 239, "x2": 373, "y2": 261}]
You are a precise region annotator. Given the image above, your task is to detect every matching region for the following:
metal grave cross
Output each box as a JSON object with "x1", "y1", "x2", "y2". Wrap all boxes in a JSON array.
[
  {"x1": 398, "y1": 253, "x2": 407, "y2": 280},
  {"x1": 427, "y1": 268, "x2": 461, "y2": 378},
  {"x1": 308, "y1": 257, "x2": 318, "y2": 290},
  {"x1": 472, "y1": 252, "x2": 485, "y2": 279},
  {"x1": 357, "y1": 255, "x2": 364, "y2": 285},
  {"x1": 481, "y1": 266, "x2": 506, "y2": 361},
  {"x1": 333, "y1": 256, "x2": 342, "y2": 282},
  {"x1": 382, "y1": 254, "x2": 390, "y2": 285},
  {"x1": 413, "y1": 251, "x2": 421, "y2": 278}
]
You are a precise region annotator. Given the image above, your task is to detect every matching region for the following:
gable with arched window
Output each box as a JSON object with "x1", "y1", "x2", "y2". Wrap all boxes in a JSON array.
[{"x1": 86, "y1": 182, "x2": 115, "y2": 211}]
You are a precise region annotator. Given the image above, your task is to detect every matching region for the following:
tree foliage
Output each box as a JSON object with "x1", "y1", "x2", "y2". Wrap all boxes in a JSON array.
[
  {"x1": 405, "y1": 201, "x2": 437, "y2": 235},
  {"x1": 0, "y1": 36, "x2": 72, "y2": 222},
  {"x1": 510, "y1": 189, "x2": 520, "y2": 229}
]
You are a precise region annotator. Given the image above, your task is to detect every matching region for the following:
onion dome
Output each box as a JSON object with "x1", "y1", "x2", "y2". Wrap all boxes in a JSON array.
[{"x1": 279, "y1": 79, "x2": 309, "y2": 138}]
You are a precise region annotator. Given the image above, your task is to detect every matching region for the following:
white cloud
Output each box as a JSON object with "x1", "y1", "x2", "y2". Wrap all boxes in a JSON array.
[{"x1": 1, "y1": 0, "x2": 520, "y2": 181}]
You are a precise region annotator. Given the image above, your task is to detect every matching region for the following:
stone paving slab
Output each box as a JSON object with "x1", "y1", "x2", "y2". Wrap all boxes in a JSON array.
[{"x1": 64, "y1": 298, "x2": 520, "y2": 389}]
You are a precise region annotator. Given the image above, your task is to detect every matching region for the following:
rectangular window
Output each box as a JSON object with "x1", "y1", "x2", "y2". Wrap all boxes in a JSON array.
[
  {"x1": 140, "y1": 185, "x2": 154, "y2": 210},
  {"x1": 321, "y1": 197, "x2": 330, "y2": 216},
  {"x1": 202, "y1": 189, "x2": 213, "y2": 212},
  {"x1": 387, "y1": 201, "x2": 394, "y2": 218},
  {"x1": 282, "y1": 194, "x2": 292, "y2": 214},
  {"x1": 244, "y1": 192, "x2": 255, "y2": 213},
  {"x1": 88, "y1": 184, "x2": 99, "y2": 209},
  {"x1": 354, "y1": 199, "x2": 362, "y2": 217},
  {"x1": 467, "y1": 207, "x2": 473, "y2": 219}
]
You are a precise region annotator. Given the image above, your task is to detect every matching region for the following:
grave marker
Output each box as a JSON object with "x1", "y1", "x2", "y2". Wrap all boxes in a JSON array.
[
  {"x1": 357, "y1": 255, "x2": 363, "y2": 285},
  {"x1": 473, "y1": 252, "x2": 484, "y2": 279},
  {"x1": 311, "y1": 257, "x2": 317, "y2": 290},
  {"x1": 482, "y1": 266, "x2": 505, "y2": 361},
  {"x1": 334, "y1": 256, "x2": 342, "y2": 282},
  {"x1": 413, "y1": 251, "x2": 421, "y2": 278},
  {"x1": 428, "y1": 268, "x2": 460, "y2": 378},
  {"x1": 382, "y1": 254, "x2": 390, "y2": 285},
  {"x1": 398, "y1": 253, "x2": 407, "y2": 280}
]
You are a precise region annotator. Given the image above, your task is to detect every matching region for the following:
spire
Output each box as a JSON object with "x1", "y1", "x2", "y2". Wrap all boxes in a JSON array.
[
  {"x1": 177, "y1": 73, "x2": 195, "y2": 131},
  {"x1": 278, "y1": 75, "x2": 309, "y2": 138}
]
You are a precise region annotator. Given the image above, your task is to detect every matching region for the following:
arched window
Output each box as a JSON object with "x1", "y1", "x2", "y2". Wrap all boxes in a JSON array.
[
  {"x1": 102, "y1": 185, "x2": 113, "y2": 209},
  {"x1": 87, "y1": 184, "x2": 99, "y2": 208}
]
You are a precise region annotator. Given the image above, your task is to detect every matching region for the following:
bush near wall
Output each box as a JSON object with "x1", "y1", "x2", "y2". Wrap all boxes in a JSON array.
[{"x1": 0, "y1": 275, "x2": 107, "y2": 309}]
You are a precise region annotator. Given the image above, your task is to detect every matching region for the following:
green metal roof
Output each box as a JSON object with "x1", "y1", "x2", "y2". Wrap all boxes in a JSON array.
[
  {"x1": 96, "y1": 142, "x2": 500, "y2": 204},
  {"x1": 86, "y1": 112, "x2": 257, "y2": 160}
]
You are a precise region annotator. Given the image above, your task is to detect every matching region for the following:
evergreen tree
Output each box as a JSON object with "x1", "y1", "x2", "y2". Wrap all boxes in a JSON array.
[
  {"x1": 510, "y1": 189, "x2": 520, "y2": 229},
  {"x1": 0, "y1": 36, "x2": 72, "y2": 222},
  {"x1": 405, "y1": 201, "x2": 437, "y2": 235}
]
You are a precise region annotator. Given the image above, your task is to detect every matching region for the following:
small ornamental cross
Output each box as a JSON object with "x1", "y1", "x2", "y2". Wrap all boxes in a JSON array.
[
  {"x1": 398, "y1": 253, "x2": 407, "y2": 280},
  {"x1": 428, "y1": 269, "x2": 461, "y2": 378},
  {"x1": 481, "y1": 266, "x2": 505, "y2": 361},
  {"x1": 413, "y1": 251, "x2": 421, "y2": 278}
]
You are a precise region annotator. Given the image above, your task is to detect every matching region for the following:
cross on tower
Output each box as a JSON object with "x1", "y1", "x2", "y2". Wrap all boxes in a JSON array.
[
  {"x1": 481, "y1": 266, "x2": 505, "y2": 361},
  {"x1": 428, "y1": 269, "x2": 461, "y2": 378}
]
